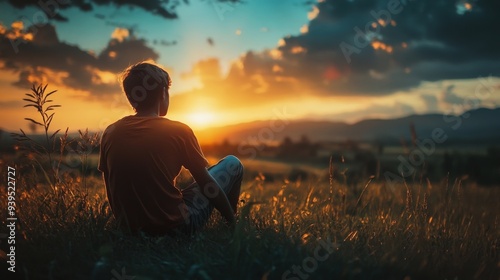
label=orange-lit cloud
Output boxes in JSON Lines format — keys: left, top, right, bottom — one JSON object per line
{"left": 11, "top": 21, "right": 24, "bottom": 30}
{"left": 0, "top": 23, "right": 7, "bottom": 35}
{"left": 88, "top": 66, "right": 118, "bottom": 85}
{"left": 290, "top": 46, "right": 306, "bottom": 54}
{"left": 0, "top": 24, "right": 158, "bottom": 98}
{"left": 111, "top": 28, "right": 129, "bottom": 42}
{"left": 2, "top": 21, "right": 34, "bottom": 42}
{"left": 300, "top": 24, "right": 309, "bottom": 34}
{"left": 308, "top": 6, "right": 319, "bottom": 20}
{"left": 371, "top": 41, "right": 393, "bottom": 53}
{"left": 16, "top": 66, "right": 70, "bottom": 87}
{"left": 272, "top": 65, "right": 283, "bottom": 73}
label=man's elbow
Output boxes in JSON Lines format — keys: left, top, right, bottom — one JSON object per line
{"left": 191, "top": 169, "right": 218, "bottom": 196}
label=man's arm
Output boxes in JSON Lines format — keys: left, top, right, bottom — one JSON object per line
{"left": 102, "top": 172, "right": 109, "bottom": 188}
{"left": 189, "top": 167, "right": 236, "bottom": 225}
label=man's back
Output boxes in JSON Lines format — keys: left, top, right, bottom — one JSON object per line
{"left": 99, "top": 61, "right": 241, "bottom": 235}
{"left": 99, "top": 116, "right": 208, "bottom": 234}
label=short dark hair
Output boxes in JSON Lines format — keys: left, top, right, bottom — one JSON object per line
{"left": 120, "top": 61, "right": 171, "bottom": 112}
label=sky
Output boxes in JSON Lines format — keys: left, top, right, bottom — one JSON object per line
{"left": 0, "top": 0, "right": 499, "bottom": 138}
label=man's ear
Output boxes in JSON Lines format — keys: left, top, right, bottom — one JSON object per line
{"left": 158, "top": 86, "right": 169, "bottom": 117}
{"left": 163, "top": 87, "right": 168, "bottom": 99}
{"left": 162, "top": 87, "right": 167, "bottom": 100}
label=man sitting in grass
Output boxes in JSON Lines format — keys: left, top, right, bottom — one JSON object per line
{"left": 98, "top": 61, "right": 243, "bottom": 235}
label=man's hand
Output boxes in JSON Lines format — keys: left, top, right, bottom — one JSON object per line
{"left": 189, "top": 167, "right": 236, "bottom": 225}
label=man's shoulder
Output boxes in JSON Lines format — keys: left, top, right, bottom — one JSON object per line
{"left": 161, "top": 119, "right": 199, "bottom": 140}
{"left": 102, "top": 116, "right": 194, "bottom": 137}
{"left": 102, "top": 116, "right": 129, "bottom": 134}
{"left": 162, "top": 119, "right": 193, "bottom": 132}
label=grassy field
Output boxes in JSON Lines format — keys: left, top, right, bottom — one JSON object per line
{"left": 0, "top": 161, "right": 498, "bottom": 280}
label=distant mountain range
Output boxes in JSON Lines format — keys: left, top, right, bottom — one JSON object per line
{"left": 1, "top": 108, "right": 499, "bottom": 151}
{"left": 196, "top": 107, "right": 500, "bottom": 145}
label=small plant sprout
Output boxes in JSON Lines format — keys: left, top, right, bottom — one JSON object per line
{"left": 11, "top": 84, "right": 62, "bottom": 187}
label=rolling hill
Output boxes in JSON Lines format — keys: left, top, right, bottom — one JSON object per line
{"left": 195, "top": 107, "right": 500, "bottom": 145}
{"left": 1, "top": 107, "right": 499, "bottom": 151}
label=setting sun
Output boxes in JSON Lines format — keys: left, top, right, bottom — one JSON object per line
{"left": 186, "top": 111, "right": 216, "bottom": 129}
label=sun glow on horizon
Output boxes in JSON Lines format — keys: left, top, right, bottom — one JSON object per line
{"left": 186, "top": 111, "right": 217, "bottom": 129}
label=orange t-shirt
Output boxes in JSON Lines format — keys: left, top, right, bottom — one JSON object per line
{"left": 98, "top": 116, "right": 208, "bottom": 234}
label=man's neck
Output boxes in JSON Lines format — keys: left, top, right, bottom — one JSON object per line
{"left": 135, "top": 111, "right": 159, "bottom": 117}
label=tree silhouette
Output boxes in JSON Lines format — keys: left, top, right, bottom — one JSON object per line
{"left": 7, "top": 0, "right": 242, "bottom": 21}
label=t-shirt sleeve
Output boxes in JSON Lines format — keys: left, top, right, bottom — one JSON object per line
{"left": 181, "top": 126, "right": 209, "bottom": 171}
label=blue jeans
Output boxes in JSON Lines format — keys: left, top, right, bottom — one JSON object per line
{"left": 179, "top": 155, "right": 243, "bottom": 234}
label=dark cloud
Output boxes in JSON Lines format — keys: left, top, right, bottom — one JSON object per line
{"left": 232, "top": 0, "right": 500, "bottom": 96}
{"left": 0, "top": 23, "right": 158, "bottom": 96}
{"left": 94, "top": 14, "right": 106, "bottom": 20}
{"left": 440, "top": 85, "right": 464, "bottom": 106}
{"left": 153, "top": 39, "right": 177, "bottom": 47}
{"left": 420, "top": 94, "right": 439, "bottom": 112}
{"left": 6, "top": 0, "right": 242, "bottom": 21}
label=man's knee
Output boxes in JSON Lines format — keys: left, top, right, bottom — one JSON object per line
{"left": 222, "top": 155, "right": 243, "bottom": 177}
{"left": 224, "top": 155, "right": 242, "bottom": 166}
